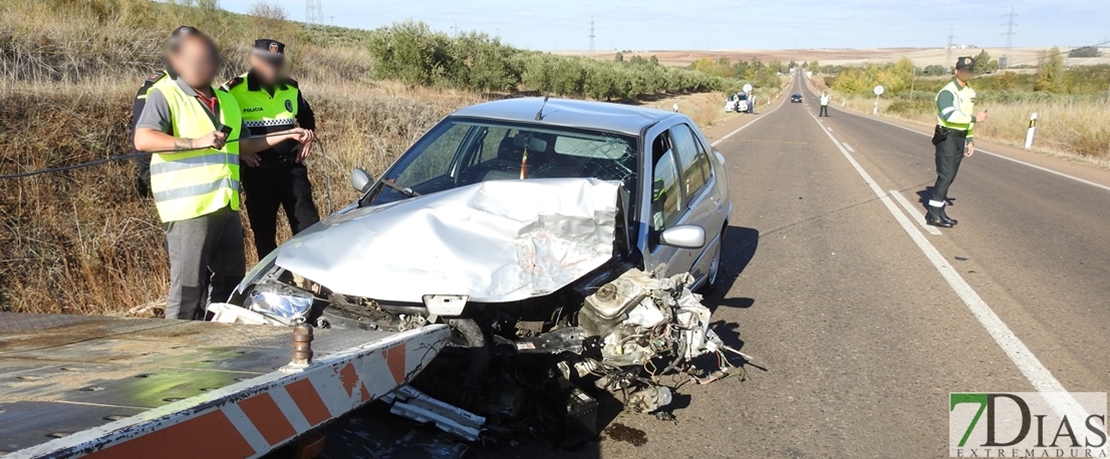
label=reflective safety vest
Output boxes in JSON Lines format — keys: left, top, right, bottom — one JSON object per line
{"left": 148, "top": 78, "right": 243, "bottom": 223}
{"left": 936, "top": 79, "right": 977, "bottom": 137}
{"left": 225, "top": 73, "right": 298, "bottom": 133}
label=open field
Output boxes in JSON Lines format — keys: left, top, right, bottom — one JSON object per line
{"left": 565, "top": 47, "right": 1110, "bottom": 68}
{"left": 806, "top": 75, "right": 1110, "bottom": 167}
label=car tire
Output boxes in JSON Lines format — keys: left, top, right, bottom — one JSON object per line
{"left": 697, "top": 227, "right": 724, "bottom": 294}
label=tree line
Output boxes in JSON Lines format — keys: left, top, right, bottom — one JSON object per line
{"left": 367, "top": 21, "right": 760, "bottom": 101}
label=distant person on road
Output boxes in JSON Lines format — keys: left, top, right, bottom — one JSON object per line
{"left": 819, "top": 92, "right": 830, "bottom": 117}
{"left": 224, "top": 39, "right": 320, "bottom": 260}
{"left": 130, "top": 25, "right": 198, "bottom": 197}
{"left": 133, "top": 32, "right": 309, "bottom": 320}
{"left": 926, "top": 56, "right": 988, "bottom": 229}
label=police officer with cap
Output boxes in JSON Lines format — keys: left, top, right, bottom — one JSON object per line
{"left": 927, "top": 56, "right": 988, "bottom": 228}
{"left": 224, "top": 39, "right": 319, "bottom": 259}
{"left": 131, "top": 25, "right": 199, "bottom": 196}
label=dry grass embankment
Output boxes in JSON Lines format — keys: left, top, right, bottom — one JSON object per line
{"left": 0, "top": 79, "right": 480, "bottom": 314}
{"left": 807, "top": 76, "right": 1110, "bottom": 168}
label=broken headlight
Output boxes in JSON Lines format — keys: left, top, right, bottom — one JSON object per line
{"left": 247, "top": 280, "right": 314, "bottom": 324}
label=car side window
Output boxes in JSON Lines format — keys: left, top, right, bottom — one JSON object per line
{"left": 670, "top": 124, "right": 711, "bottom": 201}
{"left": 650, "top": 132, "right": 682, "bottom": 233}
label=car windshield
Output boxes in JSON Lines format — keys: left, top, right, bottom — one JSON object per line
{"left": 363, "top": 118, "right": 640, "bottom": 207}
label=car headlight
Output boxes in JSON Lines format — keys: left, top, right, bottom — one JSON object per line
{"left": 248, "top": 280, "right": 314, "bottom": 324}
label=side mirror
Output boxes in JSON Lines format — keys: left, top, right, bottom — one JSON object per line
{"left": 659, "top": 225, "right": 706, "bottom": 249}
{"left": 350, "top": 168, "right": 373, "bottom": 193}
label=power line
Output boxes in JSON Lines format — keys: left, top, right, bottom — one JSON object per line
{"left": 305, "top": 0, "right": 324, "bottom": 34}
{"left": 1001, "top": 6, "right": 1018, "bottom": 68}
{"left": 0, "top": 132, "right": 299, "bottom": 180}
{"left": 1003, "top": 39, "right": 1110, "bottom": 68}
{"left": 946, "top": 29, "right": 955, "bottom": 68}
{"left": 589, "top": 16, "right": 596, "bottom": 57}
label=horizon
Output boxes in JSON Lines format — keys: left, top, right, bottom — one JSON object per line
{"left": 216, "top": 0, "right": 1110, "bottom": 51}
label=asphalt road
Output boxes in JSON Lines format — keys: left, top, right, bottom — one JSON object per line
{"left": 472, "top": 75, "right": 1110, "bottom": 458}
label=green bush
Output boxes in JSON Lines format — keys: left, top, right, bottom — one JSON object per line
{"left": 367, "top": 21, "right": 732, "bottom": 100}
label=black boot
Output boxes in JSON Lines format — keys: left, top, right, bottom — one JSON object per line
{"left": 939, "top": 206, "right": 958, "bottom": 226}
{"left": 926, "top": 206, "right": 953, "bottom": 228}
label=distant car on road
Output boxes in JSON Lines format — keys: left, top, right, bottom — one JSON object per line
{"left": 790, "top": 94, "right": 803, "bottom": 103}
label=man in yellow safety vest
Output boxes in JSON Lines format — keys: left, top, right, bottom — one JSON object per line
{"left": 133, "top": 32, "right": 309, "bottom": 320}
{"left": 926, "top": 56, "right": 988, "bottom": 228}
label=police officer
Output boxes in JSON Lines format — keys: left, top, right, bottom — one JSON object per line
{"left": 819, "top": 92, "right": 830, "bottom": 117}
{"left": 131, "top": 26, "right": 198, "bottom": 197}
{"left": 926, "top": 56, "right": 988, "bottom": 228}
{"left": 133, "top": 32, "right": 309, "bottom": 320}
{"left": 224, "top": 39, "right": 319, "bottom": 259}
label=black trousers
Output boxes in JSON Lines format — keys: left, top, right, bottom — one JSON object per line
{"left": 931, "top": 133, "right": 967, "bottom": 206}
{"left": 819, "top": 105, "right": 828, "bottom": 117}
{"left": 241, "top": 164, "right": 320, "bottom": 259}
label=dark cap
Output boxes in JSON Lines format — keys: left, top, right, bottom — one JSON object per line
{"left": 171, "top": 26, "right": 199, "bottom": 39}
{"left": 168, "top": 26, "right": 200, "bottom": 51}
{"left": 955, "top": 56, "right": 976, "bottom": 70}
{"left": 252, "top": 39, "right": 286, "bottom": 61}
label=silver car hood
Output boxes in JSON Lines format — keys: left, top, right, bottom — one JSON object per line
{"left": 274, "top": 178, "right": 620, "bottom": 304}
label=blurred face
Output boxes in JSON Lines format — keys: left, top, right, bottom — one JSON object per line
{"left": 956, "top": 68, "right": 974, "bottom": 82}
{"left": 249, "top": 53, "right": 284, "bottom": 85}
{"left": 171, "top": 35, "right": 219, "bottom": 88}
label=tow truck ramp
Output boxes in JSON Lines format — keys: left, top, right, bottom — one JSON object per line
{"left": 0, "top": 313, "right": 450, "bottom": 458}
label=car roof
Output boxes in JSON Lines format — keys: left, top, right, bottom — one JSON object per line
{"left": 450, "top": 97, "right": 679, "bottom": 136}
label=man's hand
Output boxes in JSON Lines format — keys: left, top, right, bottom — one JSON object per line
{"left": 965, "top": 143, "right": 975, "bottom": 157}
{"left": 240, "top": 151, "right": 261, "bottom": 167}
{"left": 297, "top": 130, "right": 316, "bottom": 162}
{"left": 196, "top": 130, "right": 228, "bottom": 150}
{"left": 975, "top": 110, "right": 988, "bottom": 123}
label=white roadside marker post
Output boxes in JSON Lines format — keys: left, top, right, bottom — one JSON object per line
{"left": 1024, "top": 112, "right": 1038, "bottom": 149}
{"left": 873, "top": 85, "right": 884, "bottom": 115}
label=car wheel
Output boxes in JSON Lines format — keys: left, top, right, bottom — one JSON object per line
{"left": 697, "top": 229, "right": 724, "bottom": 294}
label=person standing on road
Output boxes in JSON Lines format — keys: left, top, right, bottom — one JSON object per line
{"left": 819, "top": 92, "right": 830, "bottom": 117}
{"left": 926, "top": 56, "right": 988, "bottom": 228}
{"left": 224, "top": 39, "right": 319, "bottom": 259}
{"left": 130, "top": 25, "right": 197, "bottom": 197}
{"left": 133, "top": 32, "right": 309, "bottom": 320}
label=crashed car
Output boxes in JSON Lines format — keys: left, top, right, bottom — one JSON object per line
{"left": 223, "top": 97, "right": 738, "bottom": 439}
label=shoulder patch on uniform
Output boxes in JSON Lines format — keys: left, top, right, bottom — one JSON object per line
{"left": 145, "top": 69, "right": 167, "bottom": 83}
{"left": 224, "top": 76, "right": 246, "bottom": 90}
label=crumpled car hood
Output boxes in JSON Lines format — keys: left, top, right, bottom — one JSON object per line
{"left": 274, "top": 178, "right": 620, "bottom": 303}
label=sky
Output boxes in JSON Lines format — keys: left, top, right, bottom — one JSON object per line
{"left": 219, "top": 0, "right": 1110, "bottom": 51}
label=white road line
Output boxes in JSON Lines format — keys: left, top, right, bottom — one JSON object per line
{"left": 817, "top": 96, "right": 1110, "bottom": 193}
{"left": 843, "top": 143, "right": 855, "bottom": 153}
{"left": 711, "top": 92, "right": 789, "bottom": 147}
{"left": 804, "top": 109, "right": 1086, "bottom": 419}
{"left": 889, "top": 189, "right": 942, "bottom": 235}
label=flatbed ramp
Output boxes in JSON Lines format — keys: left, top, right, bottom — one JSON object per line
{"left": 0, "top": 313, "right": 450, "bottom": 458}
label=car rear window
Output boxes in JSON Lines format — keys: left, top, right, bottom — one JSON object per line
{"left": 553, "top": 136, "right": 631, "bottom": 160}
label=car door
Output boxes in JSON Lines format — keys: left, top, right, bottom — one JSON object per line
{"left": 668, "top": 123, "right": 724, "bottom": 281}
{"left": 641, "top": 123, "right": 714, "bottom": 278}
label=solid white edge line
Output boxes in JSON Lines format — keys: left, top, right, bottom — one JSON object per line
{"left": 803, "top": 108, "right": 1089, "bottom": 422}
{"left": 889, "top": 189, "right": 943, "bottom": 236}
{"left": 809, "top": 89, "right": 1110, "bottom": 194}
{"left": 711, "top": 78, "right": 792, "bottom": 147}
